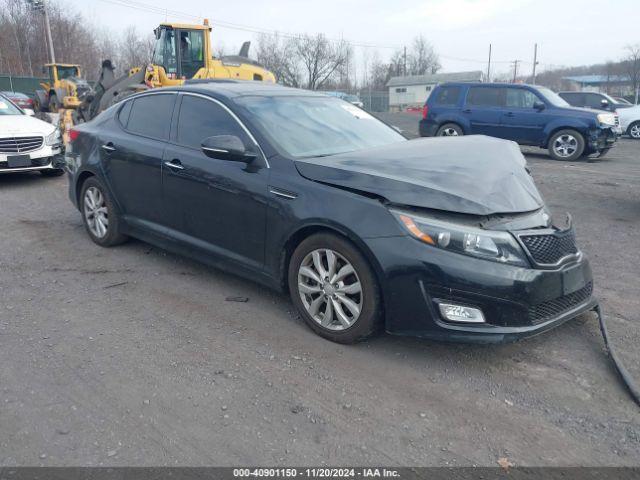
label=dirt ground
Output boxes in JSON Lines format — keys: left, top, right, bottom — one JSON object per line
{"left": 1, "top": 119, "right": 639, "bottom": 466}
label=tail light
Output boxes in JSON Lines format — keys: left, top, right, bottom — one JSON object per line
{"left": 422, "top": 105, "right": 429, "bottom": 119}
{"left": 68, "top": 128, "right": 80, "bottom": 142}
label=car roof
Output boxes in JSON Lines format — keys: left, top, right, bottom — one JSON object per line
{"left": 437, "top": 82, "right": 542, "bottom": 89}
{"left": 165, "top": 80, "right": 326, "bottom": 100}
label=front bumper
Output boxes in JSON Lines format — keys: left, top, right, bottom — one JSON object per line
{"left": 365, "top": 235, "right": 595, "bottom": 343}
{"left": 586, "top": 126, "right": 618, "bottom": 153}
{"left": 0, "top": 145, "right": 64, "bottom": 174}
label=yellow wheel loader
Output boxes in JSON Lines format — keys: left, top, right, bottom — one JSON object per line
{"left": 34, "top": 63, "right": 91, "bottom": 113}
{"left": 74, "top": 19, "right": 275, "bottom": 130}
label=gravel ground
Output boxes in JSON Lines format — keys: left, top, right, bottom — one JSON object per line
{"left": 1, "top": 118, "right": 639, "bottom": 467}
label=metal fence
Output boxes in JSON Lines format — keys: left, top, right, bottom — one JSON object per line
{"left": 359, "top": 90, "right": 389, "bottom": 112}
{"left": 0, "top": 75, "right": 48, "bottom": 96}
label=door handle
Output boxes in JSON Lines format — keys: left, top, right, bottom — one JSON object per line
{"left": 505, "top": 112, "right": 515, "bottom": 117}
{"left": 164, "top": 159, "right": 184, "bottom": 171}
{"left": 101, "top": 142, "right": 116, "bottom": 152}
{"left": 462, "top": 109, "right": 472, "bottom": 113}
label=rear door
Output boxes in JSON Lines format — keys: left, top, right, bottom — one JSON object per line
{"left": 463, "top": 86, "right": 505, "bottom": 137}
{"left": 161, "top": 93, "right": 268, "bottom": 269}
{"left": 500, "top": 87, "right": 549, "bottom": 144}
{"left": 100, "top": 92, "right": 176, "bottom": 227}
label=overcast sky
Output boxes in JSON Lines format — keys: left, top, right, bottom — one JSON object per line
{"left": 68, "top": 0, "right": 638, "bottom": 80}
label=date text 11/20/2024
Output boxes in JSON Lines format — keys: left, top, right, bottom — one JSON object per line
{"left": 232, "top": 468, "right": 400, "bottom": 478}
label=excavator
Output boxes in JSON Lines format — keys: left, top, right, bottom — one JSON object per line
{"left": 60, "top": 19, "right": 275, "bottom": 143}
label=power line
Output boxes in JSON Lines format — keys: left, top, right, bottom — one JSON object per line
{"left": 96, "top": 0, "right": 525, "bottom": 66}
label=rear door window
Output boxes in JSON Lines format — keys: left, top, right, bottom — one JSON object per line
{"left": 176, "top": 95, "right": 250, "bottom": 150}
{"left": 584, "top": 93, "right": 604, "bottom": 109}
{"left": 561, "top": 92, "right": 584, "bottom": 106}
{"left": 466, "top": 87, "right": 504, "bottom": 107}
{"left": 126, "top": 94, "right": 175, "bottom": 140}
{"left": 432, "top": 86, "right": 461, "bottom": 106}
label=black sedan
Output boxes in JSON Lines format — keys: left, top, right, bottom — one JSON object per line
{"left": 65, "top": 82, "right": 595, "bottom": 344}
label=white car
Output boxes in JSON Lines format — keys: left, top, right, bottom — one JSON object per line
{"left": 0, "top": 94, "right": 64, "bottom": 176}
{"left": 617, "top": 104, "right": 640, "bottom": 140}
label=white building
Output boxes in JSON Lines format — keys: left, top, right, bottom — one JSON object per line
{"left": 387, "top": 71, "right": 484, "bottom": 111}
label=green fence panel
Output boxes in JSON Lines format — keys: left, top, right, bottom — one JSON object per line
{"left": 0, "top": 75, "right": 48, "bottom": 96}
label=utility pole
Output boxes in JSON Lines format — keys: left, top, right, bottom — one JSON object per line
{"left": 512, "top": 60, "right": 520, "bottom": 83}
{"left": 531, "top": 43, "right": 539, "bottom": 84}
{"left": 28, "top": 0, "right": 55, "bottom": 63}
{"left": 403, "top": 46, "right": 407, "bottom": 76}
{"left": 486, "top": 44, "right": 492, "bottom": 82}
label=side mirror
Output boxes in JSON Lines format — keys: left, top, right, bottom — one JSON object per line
{"left": 533, "top": 101, "right": 546, "bottom": 111}
{"left": 601, "top": 99, "right": 609, "bottom": 107}
{"left": 201, "top": 135, "right": 256, "bottom": 162}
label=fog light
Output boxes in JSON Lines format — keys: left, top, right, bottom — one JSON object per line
{"left": 438, "top": 303, "right": 485, "bottom": 323}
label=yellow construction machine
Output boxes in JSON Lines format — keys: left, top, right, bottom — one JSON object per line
{"left": 74, "top": 19, "right": 275, "bottom": 132}
{"left": 34, "top": 63, "right": 92, "bottom": 112}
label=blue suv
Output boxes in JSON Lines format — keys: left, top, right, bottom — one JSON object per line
{"left": 419, "top": 83, "right": 619, "bottom": 161}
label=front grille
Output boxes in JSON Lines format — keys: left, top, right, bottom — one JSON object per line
{"left": 520, "top": 230, "right": 578, "bottom": 265}
{"left": 528, "top": 282, "right": 593, "bottom": 325}
{"left": 0, "top": 136, "right": 44, "bottom": 154}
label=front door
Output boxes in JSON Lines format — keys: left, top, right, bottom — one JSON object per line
{"left": 500, "top": 88, "right": 548, "bottom": 145}
{"left": 162, "top": 94, "right": 268, "bottom": 269}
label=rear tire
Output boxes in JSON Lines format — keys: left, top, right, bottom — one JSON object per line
{"left": 548, "top": 129, "right": 585, "bottom": 161}
{"left": 80, "top": 177, "right": 128, "bottom": 247}
{"left": 628, "top": 121, "right": 640, "bottom": 140}
{"left": 436, "top": 123, "right": 464, "bottom": 137}
{"left": 288, "top": 233, "right": 382, "bottom": 344}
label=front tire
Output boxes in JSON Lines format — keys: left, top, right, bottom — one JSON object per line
{"left": 548, "top": 129, "right": 585, "bottom": 161}
{"left": 628, "top": 121, "right": 640, "bottom": 140}
{"left": 288, "top": 233, "right": 382, "bottom": 344}
{"left": 80, "top": 177, "right": 128, "bottom": 247}
{"left": 436, "top": 123, "right": 464, "bottom": 137}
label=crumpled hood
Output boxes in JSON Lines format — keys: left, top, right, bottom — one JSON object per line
{"left": 295, "top": 136, "right": 544, "bottom": 216}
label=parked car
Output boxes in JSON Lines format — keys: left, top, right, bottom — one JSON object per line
{"left": 420, "top": 82, "right": 619, "bottom": 161}
{"left": 66, "top": 82, "right": 595, "bottom": 344}
{"left": 558, "top": 91, "right": 632, "bottom": 111}
{"left": 323, "top": 91, "right": 364, "bottom": 108}
{"left": 613, "top": 97, "right": 633, "bottom": 105}
{"left": 1, "top": 91, "right": 35, "bottom": 115}
{"left": 0, "top": 92, "right": 64, "bottom": 176}
{"left": 617, "top": 105, "right": 640, "bottom": 139}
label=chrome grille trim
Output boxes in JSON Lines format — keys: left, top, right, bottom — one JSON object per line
{"left": 0, "top": 136, "right": 44, "bottom": 154}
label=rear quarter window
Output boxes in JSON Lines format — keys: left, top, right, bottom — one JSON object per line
{"left": 431, "top": 86, "right": 461, "bottom": 106}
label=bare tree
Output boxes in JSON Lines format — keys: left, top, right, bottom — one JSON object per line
{"left": 623, "top": 44, "right": 640, "bottom": 104}
{"left": 255, "top": 33, "right": 301, "bottom": 87}
{"left": 408, "top": 35, "right": 441, "bottom": 76}
{"left": 294, "top": 33, "right": 350, "bottom": 90}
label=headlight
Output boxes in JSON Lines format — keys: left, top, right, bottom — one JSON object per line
{"left": 45, "top": 128, "right": 61, "bottom": 146}
{"left": 597, "top": 113, "right": 616, "bottom": 126}
{"left": 391, "top": 209, "right": 529, "bottom": 267}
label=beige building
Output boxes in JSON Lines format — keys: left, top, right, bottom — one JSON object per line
{"left": 387, "top": 71, "right": 484, "bottom": 112}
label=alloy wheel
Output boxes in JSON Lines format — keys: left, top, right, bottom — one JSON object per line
{"left": 630, "top": 124, "right": 640, "bottom": 139}
{"left": 297, "top": 249, "right": 363, "bottom": 331}
{"left": 83, "top": 186, "right": 109, "bottom": 238}
{"left": 553, "top": 134, "right": 578, "bottom": 158}
{"left": 439, "top": 127, "right": 459, "bottom": 136}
